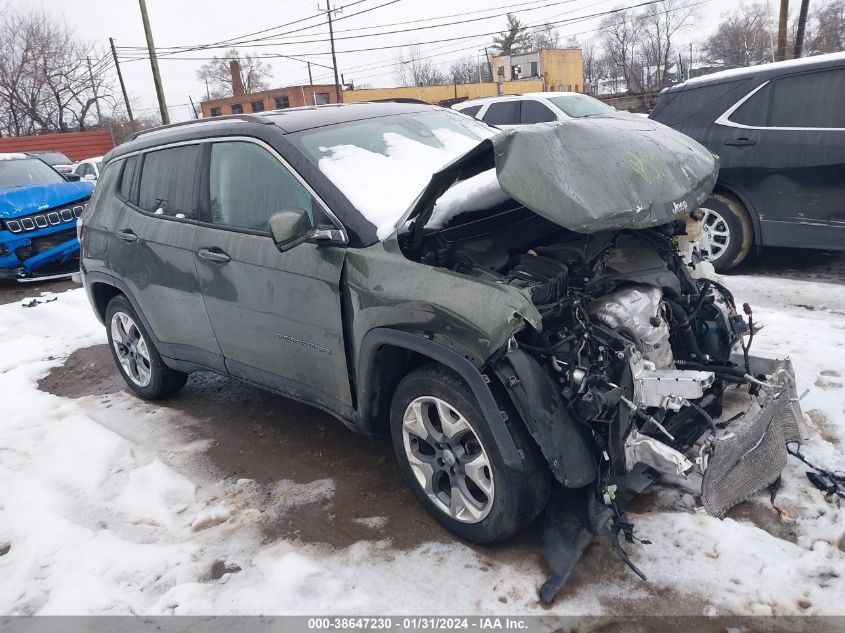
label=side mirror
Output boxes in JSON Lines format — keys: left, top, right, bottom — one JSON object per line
{"left": 65, "top": 173, "right": 82, "bottom": 182}
{"left": 269, "top": 209, "right": 346, "bottom": 253}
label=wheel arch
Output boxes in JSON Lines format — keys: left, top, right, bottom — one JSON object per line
{"left": 354, "top": 328, "right": 524, "bottom": 469}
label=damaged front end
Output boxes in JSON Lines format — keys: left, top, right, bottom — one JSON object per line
{"left": 398, "top": 115, "right": 807, "bottom": 602}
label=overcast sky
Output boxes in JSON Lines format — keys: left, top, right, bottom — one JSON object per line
{"left": 16, "top": 0, "right": 749, "bottom": 122}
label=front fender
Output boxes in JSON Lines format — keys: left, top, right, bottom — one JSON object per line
{"left": 492, "top": 349, "right": 597, "bottom": 487}
{"left": 354, "top": 327, "right": 523, "bottom": 469}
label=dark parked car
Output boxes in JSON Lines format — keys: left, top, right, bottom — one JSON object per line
{"left": 79, "top": 104, "right": 804, "bottom": 600}
{"left": 650, "top": 51, "right": 845, "bottom": 271}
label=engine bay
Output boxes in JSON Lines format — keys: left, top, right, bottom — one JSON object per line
{"left": 402, "top": 202, "right": 807, "bottom": 601}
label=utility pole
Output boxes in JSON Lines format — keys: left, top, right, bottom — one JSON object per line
{"left": 775, "top": 0, "right": 790, "bottom": 61}
{"left": 484, "top": 46, "right": 493, "bottom": 82}
{"left": 109, "top": 38, "right": 134, "bottom": 124}
{"left": 794, "top": 0, "right": 811, "bottom": 57}
{"left": 319, "top": 1, "right": 342, "bottom": 103}
{"left": 189, "top": 95, "right": 199, "bottom": 119}
{"left": 307, "top": 62, "right": 313, "bottom": 86}
{"left": 86, "top": 56, "right": 103, "bottom": 126}
{"left": 138, "top": 0, "right": 169, "bottom": 124}
{"left": 689, "top": 42, "right": 693, "bottom": 80}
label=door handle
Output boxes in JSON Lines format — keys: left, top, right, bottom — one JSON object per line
{"left": 115, "top": 229, "right": 138, "bottom": 243}
{"left": 197, "top": 247, "right": 231, "bottom": 263}
{"left": 724, "top": 137, "right": 756, "bottom": 146}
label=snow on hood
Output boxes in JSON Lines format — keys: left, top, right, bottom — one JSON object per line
{"left": 0, "top": 181, "right": 94, "bottom": 218}
{"left": 408, "top": 113, "right": 719, "bottom": 236}
{"left": 316, "top": 128, "right": 483, "bottom": 240}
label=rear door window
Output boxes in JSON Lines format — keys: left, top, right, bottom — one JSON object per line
{"left": 483, "top": 101, "right": 521, "bottom": 125}
{"left": 520, "top": 100, "right": 557, "bottom": 124}
{"left": 770, "top": 68, "right": 845, "bottom": 128}
{"left": 137, "top": 145, "right": 200, "bottom": 218}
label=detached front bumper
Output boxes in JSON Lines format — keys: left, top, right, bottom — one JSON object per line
{"left": 699, "top": 356, "right": 806, "bottom": 517}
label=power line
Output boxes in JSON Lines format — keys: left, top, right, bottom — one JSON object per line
{"left": 121, "top": 0, "right": 584, "bottom": 54}
{"left": 116, "top": 0, "right": 375, "bottom": 57}
{"left": 119, "top": 0, "right": 682, "bottom": 63}
{"left": 336, "top": 0, "right": 714, "bottom": 84}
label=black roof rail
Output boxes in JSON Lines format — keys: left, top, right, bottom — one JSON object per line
{"left": 124, "top": 113, "right": 275, "bottom": 143}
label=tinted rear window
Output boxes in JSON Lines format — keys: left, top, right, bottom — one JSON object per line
{"left": 729, "top": 83, "right": 771, "bottom": 126}
{"left": 651, "top": 79, "right": 751, "bottom": 126}
{"left": 118, "top": 155, "right": 139, "bottom": 201}
{"left": 483, "top": 101, "right": 520, "bottom": 125}
{"left": 520, "top": 101, "right": 557, "bottom": 123}
{"left": 137, "top": 145, "right": 200, "bottom": 218}
{"left": 770, "top": 68, "right": 845, "bottom": 128}
{"left": 459, "top": 105, "right": 482, "bottom": 118}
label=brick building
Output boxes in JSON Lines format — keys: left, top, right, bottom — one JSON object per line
{"left": 200, "top": 61, "right": 338, "bottom": 118}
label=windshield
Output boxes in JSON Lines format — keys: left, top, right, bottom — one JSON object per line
{"left": 548, "top": 94, "right": 615, "bottom": 118}
{"left": 0, "top": 158, "right": 65, "bottom": 188}
{"left": 30, "top": 151, "right": 73, "bottom": 165}
{"left": 294, "top": 110, "right": 496, "bottom": 239}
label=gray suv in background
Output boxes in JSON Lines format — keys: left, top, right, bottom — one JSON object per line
{"left": 650, "top": 51, "right": 845, "bottom": 271}
{"left": 79, "top": 103, "right": 804, "bottom": 601}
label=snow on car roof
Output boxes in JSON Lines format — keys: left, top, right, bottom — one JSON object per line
{"left": 677, "top": 50, "right": 845, "bottom": 87}
{"left": 0, "top": 153, "right": 29, "bottom": 161}
{"left": 456, "top": 92, "right": 583, "bottom": 107}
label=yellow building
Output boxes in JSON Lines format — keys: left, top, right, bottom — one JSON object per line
{"left": 343, "top": 80, "right": 545, "bottom": 105}
{"left": 491, "top": 48, "right": 584, "bottom": 92}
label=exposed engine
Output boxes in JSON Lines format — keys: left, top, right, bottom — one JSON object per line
{"left": 407, "top": 204, "right": 806, "bottom": 601}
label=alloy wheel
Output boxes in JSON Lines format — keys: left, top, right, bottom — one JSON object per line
{"left": 110, "top": 311, "right": 152, "bottom": 387}
{"left": 401, "top": 396, "right": 495, "bottom": 523}
{"left": 698, "top": 206, "right": 732, "bottom": 263}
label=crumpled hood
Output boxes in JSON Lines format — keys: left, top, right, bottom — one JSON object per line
{"left": 0, "top": 181, "right": 94, "bottom": 219}
{"left": 408, "top": 113, "right": 719, "bottom": 235}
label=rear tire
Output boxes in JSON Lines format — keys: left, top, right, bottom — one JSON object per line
{"left": 698, "top": 192, "right": 754, "bottom": 272}
{"left": 390, "top": 364, "right": 550, "bottom": 544}
{"left": 105, "top": 295, "right": 188, "bottom": 400}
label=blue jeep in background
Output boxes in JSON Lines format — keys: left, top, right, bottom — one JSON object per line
{"left": 0, "top": 153, "right": 94, "bottom": 281}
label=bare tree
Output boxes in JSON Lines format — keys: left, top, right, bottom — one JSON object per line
{"left": 492, "top": 14, "right": 533, "bottom": 55}
{"left": 703, "top": 3, "right": 774, "bottom": 67}
{"left": 600, "top": 7, "right": 645, "bottom": 93}
{"left": 529, "top": 23, "right": 561, "bottom": 50}
{"left": 806, "top": 0, "right": 845, "bottom": 54}
{"left": 449, "top": 56, "right": 489, "bottom": 84}
{"left": 394, "top": 45, "right": 448, "bottom": 86}
{"left": 0, "top": 8, "right": 115, "bottom": 136}
{"left": 196, "top": 48, "right": 272, "bottom": 99}
{"left": 639, "top": 0, "right": 697, "bottom": 88}
{"left": 579, "top": 38, "right": 607, "bottom": 93}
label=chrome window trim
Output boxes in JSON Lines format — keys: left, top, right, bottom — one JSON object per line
{"left": 716, "top": 79, "right": 845, "bottom": 131}
{"left": 115, "top": 136, "right": 348, "bottom": 242}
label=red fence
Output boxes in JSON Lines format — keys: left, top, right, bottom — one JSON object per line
{"left": 0, "top": 130, "right": 114, "bottom": 161}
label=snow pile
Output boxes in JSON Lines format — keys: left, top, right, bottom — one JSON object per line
{"left": 426, "top": 169, "right": 510, "bottom": 230}
{"left": 317, "top": 129, "right": 482, "bottom": 240}
{"left": 1, "top": 273, "right": 844, "bottom": 615}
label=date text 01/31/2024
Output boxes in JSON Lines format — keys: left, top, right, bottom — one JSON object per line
{"left": 307, "top": 618, "right": 529, "bottom": 630}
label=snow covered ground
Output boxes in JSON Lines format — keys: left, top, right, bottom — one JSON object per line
{"left": 0, "top": 271, "right": 843, "bottom": 616}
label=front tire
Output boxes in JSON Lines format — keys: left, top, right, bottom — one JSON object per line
{"left": 698, "top": 192, "right": 754, "bottom": 272}
{"left": 390, "top": 365, "right": 550, "bottom": 544}
{"left": 105, "top": 295, "right": 188, "bottom": 400}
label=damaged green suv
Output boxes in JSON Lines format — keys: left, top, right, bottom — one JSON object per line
{"left": 80, "top": 103, "right": 805, "bottom": 600}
